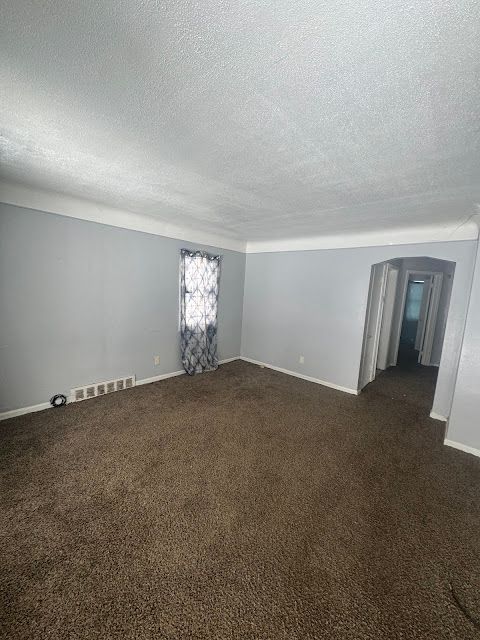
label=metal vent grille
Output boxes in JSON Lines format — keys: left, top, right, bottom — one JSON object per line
{"left": 71, "top": 375, "right": 136, "bottom": 403}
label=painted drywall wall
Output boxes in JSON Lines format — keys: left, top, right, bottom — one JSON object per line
{"left": 447, "top": 238, "right": 480, "bottom": 452}
{"left": 0, "top": 203, "right": 245, "bottom": 413}
{"left": 241, "top": 241, "right": 477, "bottom": 419}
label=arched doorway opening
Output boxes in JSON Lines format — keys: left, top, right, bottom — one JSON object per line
{"left": 359, "top": 256, "right": 455, "bottom": 415}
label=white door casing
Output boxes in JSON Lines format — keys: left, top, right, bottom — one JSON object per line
{"left": 359, "top": 263, "right": 392, "bottom": 390}
{"left": 377, "top": 264, "right": 400, "bottom": 370}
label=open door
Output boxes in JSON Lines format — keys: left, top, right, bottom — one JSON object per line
{"left": 391, "top": 269, "right": 446, "bottom": 368}
{"left": 359, "top": 264, "right": 386, "bottom": 390}
{"left": 377, "top": 264, "right": 399, "bottom": 370}
{"left": 415, "top": 275, "right": 431, "bottom": 351}
{"left": 418, "top": 273, "right": 443, "bottom": 365}
{"left": 359, "top": 262, "right": 399, "bottom": 390}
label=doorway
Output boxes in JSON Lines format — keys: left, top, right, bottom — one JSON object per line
{"left": 393, "top": 270, "right": 444, "bottom": 368}
{"left": 358, "top": 258, "right": 455, "bottom": 411}
{"left": 399, "top": 278, "right": 425, "bottom": 364}
{"left": 358, "top": 262, "right": 399, "bottom": 389}
{"left": 396, "top": 271, "right": 443, "bottom": 366}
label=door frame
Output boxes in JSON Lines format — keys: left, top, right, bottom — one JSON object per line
{"left": 359, "top": 263, "right": 390, "bottom": 390}
{"left": 377, "top": 264, "right": 400, "bottom": 370}
{"left": 418, "top": 273, "right": 443, "bottom": 365}
{"left": 391, "top": 270, "right": 443, "bottom": 366}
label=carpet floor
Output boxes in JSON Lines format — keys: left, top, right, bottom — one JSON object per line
{"left": 1, "top": 360, "right": 480, "bottom": 639}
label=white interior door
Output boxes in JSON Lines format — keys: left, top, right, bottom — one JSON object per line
{"left": 377, "top": 264, "right": 399, "bottom": 370}
{"left": 419, "top": 273, "right": 443, "bottom": 365}
{"left": 359, "top": 263, "right": 388, "bottom": 390}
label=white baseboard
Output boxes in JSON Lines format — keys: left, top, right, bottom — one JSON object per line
{"left": 0, "top": 357, "right": 241, "bottom": 421}
{"left": 218, "top": 356, "right": 241, "bottom": 364}
{"left": 240, "top": 357, "right": 359, "bottom": 395}
{"left": 134, "top": 357, "right": 240, "bottom": 387}
{"left": 0, "top": 401, "right": 52, "bottom": 421}
{"left": 430, "top": 411, "right": 448, "bottom": 422}
{"left": 444, "top": 439, "right": 480, "bottom": 458}
{"left": 136, "top": 369, "right": 185, "bottom": 386}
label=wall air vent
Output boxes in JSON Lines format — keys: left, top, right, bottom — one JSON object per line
{"left": 70, "top": 375, "right": 136, "bottom": 403}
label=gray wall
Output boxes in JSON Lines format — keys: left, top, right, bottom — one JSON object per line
{"left": 2, "top": 201, "right": 479, "bottom": 452}
{"left": 0, "top": 203, "right": 245, "bottom": 412}
{"left": 241, "top": 241, "right": 477, "bottom": 419}
{"left": 447, "top": 238, "right": 480, "bottom": 450}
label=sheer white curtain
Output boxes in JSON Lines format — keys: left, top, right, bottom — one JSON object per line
{"left": 180, "top": 249, "right": 221, "bottom": 375}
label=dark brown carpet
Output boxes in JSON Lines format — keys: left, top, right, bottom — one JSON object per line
{"left": 1, "top": 361, "right": 480, "bottom": 640}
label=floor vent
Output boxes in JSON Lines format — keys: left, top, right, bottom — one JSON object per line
{"left": 71, "top": 375, "right": 136, "bottom": 403}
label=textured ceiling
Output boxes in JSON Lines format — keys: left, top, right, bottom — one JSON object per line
{"left": 1, "top": 0, "right": 480, "bottom": 242}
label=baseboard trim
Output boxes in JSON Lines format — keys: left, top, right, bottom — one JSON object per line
{"left": 218, "top": 356, "right": 241, "bottom": 365}
{"left": 444, "top": 439, "right": 480, "bottom": 458}
{"left": 430, "top": 411, "right": 448, "bottom": 422}
{"left": 240, "top": 357, "right": 359, "bottom": 395}
{"left": 0, "top": 357, "right": 241, "bottom": 421}
{"left": 136, "top": 370, "right": 185, "bottom": 386}
{"left": 0, "top": 401, "right": 52, "bottom": 421}
{"left": 134, "top": 357, "right": 241, "bottom": 387}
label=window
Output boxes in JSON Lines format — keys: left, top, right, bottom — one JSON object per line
{"left": 179, "top": 249, "right": 221, "bottom": 375}
{"left": 405, "top": 281, "right": 424, "bottom": 321}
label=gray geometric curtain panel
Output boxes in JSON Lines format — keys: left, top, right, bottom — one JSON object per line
{"left": 180, "top": 249, "right": 221, "bottom": 376}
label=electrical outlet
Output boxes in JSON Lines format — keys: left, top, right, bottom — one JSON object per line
{"left": 299, "top": 355, "right": 305, "bottom": 364}
{"left": 154, "top": 355, "right": 160, "bottom": 366}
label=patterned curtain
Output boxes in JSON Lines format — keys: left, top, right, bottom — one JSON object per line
{"left": 180, "top": 249, "right": 221, "bottom": 375}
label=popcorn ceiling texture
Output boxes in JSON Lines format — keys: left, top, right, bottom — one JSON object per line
{"left": 1, "top": 0, "right": 480, "bottom": 241}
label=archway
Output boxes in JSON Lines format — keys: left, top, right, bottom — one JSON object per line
{"left": 359, "top": 256, "right": 456, "bottom": 417}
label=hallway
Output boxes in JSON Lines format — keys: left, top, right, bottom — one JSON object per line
{"left": 368, "top": 357, "right": 439, "bottom": 419}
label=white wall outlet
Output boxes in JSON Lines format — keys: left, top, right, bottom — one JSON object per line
{"left": 154, "top": 355, "right": 160, "bottom": 366}
{"left": 299, "top": 355, "right": 305, "bottom": 364}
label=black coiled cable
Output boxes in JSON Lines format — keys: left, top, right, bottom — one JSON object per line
{"left": 50, "top": 394, "right": 67, "bottom": 408}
